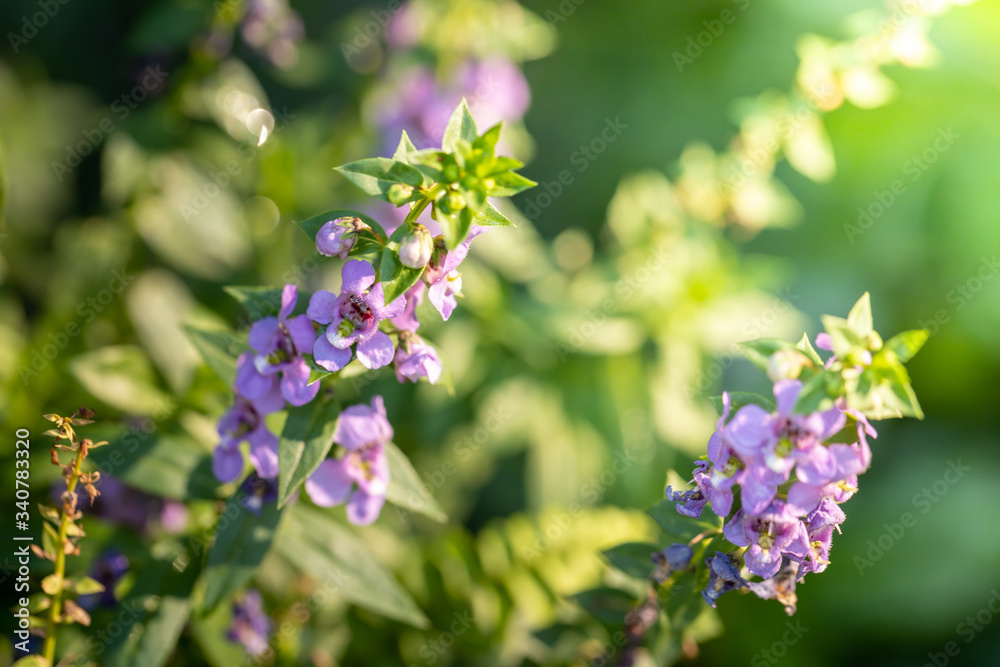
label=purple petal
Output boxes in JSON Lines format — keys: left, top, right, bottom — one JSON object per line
{"left": 213, "top": 445, "right": 244, "bottom": 483}
{"left": 786, "top": 482, "right": 824, "bottom": 516}
{"left": 235, "top": 353, "right": 278, "bottom": 400}
{"left": 280, "top": 357, "right": 319, "bottom": 406}
{"left": 740, "top": 467, "right": 779, "bottom": 515}
{"left": 341, "top": 259, "right": 376, "bottom": 295}
{"left": 356, "top": 331, "right": 396, "bottom": 370}
{"left": 815, "top": 333, "right": 832, "bottom": 350}
{"left": 251, "top": 383, "right": 286, "bottom": 415}
{"left": 745, "top": 547, "right": 781, "bottom": 579}
{"left": 796, "top": 445, "right": 838, "bottom": 486}
{"left": 723, "top": 510, "right": 750, "bottom": 546}
{"left": 369, "top": 282, "right": 407, "bottom": 320}
{"left": 307, "top": 290, "right": 339, "bottom": 325}
{"left": 313, "top": 335, "right": 352, "bottom": 372}
{"left": 285, "top": 315, "right": 316, "bottom": 354}
{"left": 392, "top": 283, "right": 425, "bottom": 332}
{"left": 279, "top": 284, "right": 298, "bottom": 321}
{"left": 773, "top": 379, "right": 802, "bottom": 416}
{"left": 304, "top": 459, "right": 353, "bottom": 507}
{"left": 345, "top": 491, "right": 386, "bottom": 526}
{"left": 248, "top": 431, "right": 280, "bottom": 479}
{"left": 333, "top": 397, "right": 393, "bottom": 450}
{"left": 247, "top": 317, "right": 279, "bottom": 353}
{"left": 428, "top": 278, "right": 457, "bottom": 321}
{"left": 727, "top": 405, "right": 772, "bottom": 457}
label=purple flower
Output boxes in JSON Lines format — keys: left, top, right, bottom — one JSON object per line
{"left": 236, "top": 284, "right": 319, "bottom": 407}
{"left": 308, "top": 260, "right": 406, "bottom": 371}
{"left": 304, "top": 396, "right": 392, "bottom": 526}
{"left": 702, "top": 551, "right": 747, "bottom": 607}
{"left": 665, "top": 460, "right": 711, "bottom": 518}
{"left": 394, "top": 332, "right": 442, "bottom": 384}
{"left": 723, "top": 502, "right": 811, "bottom": 579}
{"left": 424, "top": 227, "right": 486, "bottom": 321}
{"left": 227, "top": 589, "right": 272, "bottom": 657}
{"left": 78, "top": 549, "right": 129, "bottom": 610}
{"left": 316, "top": 216, "right": 365, "bottom": 259}
{"left": 214, "top": 391, "right": 283, "bottom": 483}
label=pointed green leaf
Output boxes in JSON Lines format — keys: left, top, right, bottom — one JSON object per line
{"left": 223, "top": 285, "right": 312, "bottom": 321}
{"left": 442, "top": 99, "right": 478, "bottom": 153}
{"left": 73, "top": 576, "right": 107, "bottom": 595}
{"left": 572, "top": 587, "right": 640, "bottom": 627}
{"left": 472, "top": 202, "right": 515, "bottom": 228}
{"left": 201, "top": 491, "right": 284, "bottom": 611}
{"left": 883, "top": 329, "right": 929, "bottom": 363}
{"left": 847, "top": 292, "right": 873, "bottom": 337}
{"left": 335, "top": 158, "right": 424, "bottom": 202}
{"left": 183, "top": 325, "right": 248, "bottom": 387}
{"left": 384, "top": 442, "right": 447, "bottom": 523}
{"left": 792, "top": 370, "right": 836, "bottom": 415}
{"left": 88, "top": 434, "right": 218, "bottom": 501}
{"left": 736, "top": 338, "right": 796, "bottom": 370}
{"left": 277, "top": 399, "right": 341, "bottom": 508}
{"left": 276, "top": 505, "right": 430, "bottom": 628}
{"left": 795, "top": 333, "right": 823, "bottom": 365}
{"left": 473, "top": 122, "right": 502, "bottom": 153}
{"left": 393, "top": 130, "right": 419, "bottom": 163}
{"left": 488, "top": 170, "right": 537, "bottom": 197}
{"left": 437, "top": 205, "right": 475, "bottom": 251}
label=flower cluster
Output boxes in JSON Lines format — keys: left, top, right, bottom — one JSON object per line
{"left": 210, "top": 101, "right": 532, "bottom": 528}
{"left": 658, "top": 294, "right": 926, "bottom": 614}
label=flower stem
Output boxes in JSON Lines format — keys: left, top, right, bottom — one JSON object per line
{"left": 42, "top": 435, "right": 85, "bottom": 664}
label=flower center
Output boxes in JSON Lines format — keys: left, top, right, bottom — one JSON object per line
{"left": 755, "top": 519, "right": 775, "bottom": 550}
{"left": 338, "top": 294, "right": 374, "bottom": 336}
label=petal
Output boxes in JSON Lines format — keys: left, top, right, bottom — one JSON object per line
{"left": 723, "top": 510, "right": 750, "bottom": 547}
{"left": 248, "top": 431, "right": 280, "bottom": 479}
{"left": 727, "top": 405, "right": 772, "bottom": 457}
{"left": 280, "top": 358, "right": 320, "bottom": 406}
{"left": 251, "top": 383, "right": 286, "bottom": 415}
{"left": 369, "top": 282, "right": 407, "bottom": 320}
{"left": 279, "top": 284, "right": 298, "bottom": 321}
{"left": 235, "top": 353, "right": 278, "bottom": 400}
{"left": 815, "top": 333, "right": 832, "bottom": 351}
{"left": 307, "top": 290, "right": 339, "bottom": 325}
{"left": 773, "top": 379, "right": 803, "bottom": 416}
{"left": 356, "top": 331, "right": 395, "bottom": 369}
{"left": 787, "top": 483, "right": 823, "bottom": 516}
{"left": 345, "top": 491, "right": 386, "bottom": 526}
{"left": 391, "top": 283, "right": 425, "bottom": 332}
{"left": 334, "top": 398, "right": 393, "bottom": 450}
{"left": 795, "top": 445, "right": 838, "bottom": 485}
{"left": 341, "top": 259, "right": 376, "bottom": 295}
{"left": 710, "top": 487, "right": 733, "bottom": 516}
{"left": 745, "top": 547, "right": 781, "bottom": 579}
{"left": 741, "top": 468, "right": 778, "bottom": 515}
{"left": 313, "top": 335, "right": 352, "bottom": 372}
{"left": 285, "top": 315, "right": 316, "bottom": 355}
{"left": 304, "top": 459, "right": 353, "bottom": 507}
{"left": 213, "top": 445, "right": 244, "bottom": 483}
{"left": 247, "top": 317, "right": 280, "bottom": 352}
{"left": 428, "top": 279, "right": 457, "bottom": 321}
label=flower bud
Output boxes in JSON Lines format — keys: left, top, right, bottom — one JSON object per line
{"left": 443, "top": 164, "right": 461, "bottom": 182}
{"left": 387, "top": 183, "right": 414, "bottom": 205}
{"left": 316, "top": 216, "right": 365, "bottom": 259}
{"left": 767, "top": 350, "right": 809, "bottom": 382}
{"left": 397, "top": 224, "right": 433, "bottom": 269}
{"left": 394, "top": 331, "right": 442, "bottom": 384}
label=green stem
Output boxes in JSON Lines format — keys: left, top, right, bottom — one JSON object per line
{"left": 403, "top": 185, "right": 442, "bottom": 227}
{"left": 42, "top": 435, "right": 85, "bottom": 664}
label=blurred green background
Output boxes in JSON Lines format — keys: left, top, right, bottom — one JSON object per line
{"left": 1, "top": 0, "right": 999, "bottom": 665}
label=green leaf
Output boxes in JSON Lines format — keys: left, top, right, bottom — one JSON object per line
{"left": 437, "top": 206, "right": 475, "bottom": 251}
{"left": 104, "top": 559, "right": 198, "bottom": 667}
{"left": 335, "top": 158, "right": 424, "bottom": 202}
{"left": 441, "top": 99, "right": 478, "bottom": 153}
{"left": 275, "top": 505, "right": 430, "bottom": 628}
{"left": 294, "top": 208, "right": 388, "bottom": 246}
{"left": 488, "top": 170, "right": 537, "bottom": 197}
{"left": 883, "top": 329, "right": 929, "bottom": 363}
{"left": 89, "top": 434, "right": 218, "bottom": 501}
{"left": 380, "top": 225, "right": 426, "bottom": 304}
{"left": 201, "top": 492, "right": 284, "bottom": 611}
{"left": 708, "top": 392, "right": 775, "bottom": 418}
{"left": 277, "top": 399, "right": 340, "bottom": 508}
{"left": 821, "top": 315, "right": 865, "bottom": 358}
{"left": 393, "top": 130, "right": 419, "bottom": 163}
{"left": 472, "top": 202, "right": 515, "bottom": 228}
{"left": 223, "top": 285, "right": 312, "bottom": 321}
{"left": 12, "top": 656, "right": 49, "bottom": 667}
{"left": 572, "top": 587, "right": 640, "bottom": 627}
{"left": 792, "top": 370, "right": 836, "bottom": 415}
{"left": 73, "top": 576, "right": 107, "bottom": 595}
{"left": 473, "top": 123, "right": 502, "bottom": 153}
{"left": 646, "top": 500, "right": 717, "bottom": 540}
{"left": 384, "top": 442, "right": 447, "bottom": 523}
{"left": 795, "top": 333, "right": 823, "bottom": 365}
{"left": 68, "top": 346, "right": 172, "bottom": 416}
{"left": 847, "top": 292, "right": 873, "bottom": 338}
{"left": 183, "top": 325, "right": 247, "bottom": 387}
{"left": 602, "top": 542, "right": 659, "bottom": 580}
